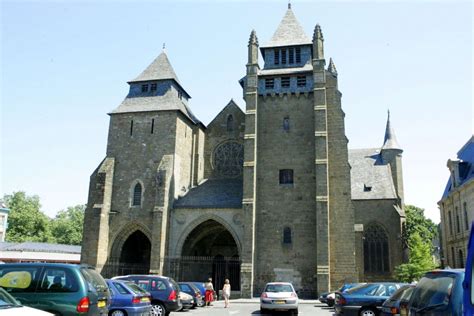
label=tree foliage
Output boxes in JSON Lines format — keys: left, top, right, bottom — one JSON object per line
{"left": 394, "top": 205, "right": 437, "bottom": 282}
{"left": 4, "top": 192, "right": 52, "bottom": 243}
{"left": 394, "top": 232, "right": 435, "bottom": 282}
{"left": 3, "top": 192, "right": 85, "bottom": 245}
{"left": 51, "top": 205, "right": 85, "bottom": 245}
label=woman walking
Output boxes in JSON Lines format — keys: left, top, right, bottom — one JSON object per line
{"left": 204, "top": 278, "right": 214, "bottom": 306}
{"left": 222, "top": 279, "right": 231, "bottom": 308}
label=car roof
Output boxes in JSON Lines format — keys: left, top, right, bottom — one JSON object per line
{"left": 265, "top": 282, "right": 294, "bottom": 285}
{"left": 114, "top": 274, "right": 169, "bottom": 279}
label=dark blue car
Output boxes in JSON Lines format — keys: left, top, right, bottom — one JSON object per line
{"left": 335, "top": 282, "right": 406, "bottom": 316}
{"left": 464, "top": 221, "right": 474, "bottom": 314}
{"left": 106, "top": 279, "right": 151, "bottom": 316}
{"left": 191, "top": 282, "right": 206, "bottom": 297}
{"left": 408, "top": 269, "right": 464, "bottom": 316}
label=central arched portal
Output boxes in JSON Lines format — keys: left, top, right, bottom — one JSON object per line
{"left": 118, "top": 230, "right": 151, "bottom": 275}
{"left": 175, "top": 220, "right": 241, "bottom": 291}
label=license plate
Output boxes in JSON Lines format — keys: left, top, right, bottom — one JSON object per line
{"left": 97, "top": 300, "right": 106, "bottom": 308}
{"left": 141, "top": 297, "right": 150, "bottom": 302}
{"left": 275, "top": 300, "right": 285, "bottom": 304}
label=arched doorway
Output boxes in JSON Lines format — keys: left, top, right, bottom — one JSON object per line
{"left": 118, "top": 230, "right": 151, "bottom": 275}
{"left": 175, "top": 220, "right": 241, "bottom": 291}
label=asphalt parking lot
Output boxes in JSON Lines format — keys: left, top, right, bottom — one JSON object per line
{"left": 171, "top": 299, "right": 334, "bottom": 315}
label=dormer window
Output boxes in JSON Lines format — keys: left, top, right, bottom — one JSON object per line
{"left": 274, "top": 50, "right": 280, "bottom": 65}
{"left": 150, "top": 83, "right": 157, "bottom": 91}
{"left": 295, "top": 47, "right": 301, "bottom": 63}
{"left": 289, "top": 48, "right": 294, "bottom": 64}
{"left": 281, "top": 49, "right": 287, "bottom": 65}
{"left": 265, "top": 78, "right": 274, "bottom": 89}
{"left": 141, "top": 84, "right": 149, "bottom": 92}
{"left": 297, "top": 76, "right": 306, "bottom": 87}
{"left": 281, "top": 77, "right": 290, "bottom": 88}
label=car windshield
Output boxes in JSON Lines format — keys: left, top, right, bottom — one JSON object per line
{"left": 390, "top": 285, "right": 411, "bottom": 300}
{"left": 265, "top": 284, "right": 293, "bottom": 293}
{"left": 410, "top": 274, "right": 455, "bottom": 309}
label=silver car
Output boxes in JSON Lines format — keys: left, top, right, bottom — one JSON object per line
{"left": 260, "top": 282, "right": 299, "bottom": 315}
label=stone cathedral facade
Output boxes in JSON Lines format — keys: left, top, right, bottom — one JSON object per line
{"left": 82, "top": 5, "right": 406, "bottom": 297}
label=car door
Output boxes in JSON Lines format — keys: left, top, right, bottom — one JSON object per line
{"left": 464, "top": 221, "right": 474, "bottom": 314}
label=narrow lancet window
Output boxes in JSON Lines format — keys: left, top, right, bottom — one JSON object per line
{"left": 227, "top": 115, "right": 234, "bottom": 132}
{"left": 283, "top": 227, "right": 292, "bottom": 244}
{"left": 132, "top": 183, "right": 142, "bottom": 206}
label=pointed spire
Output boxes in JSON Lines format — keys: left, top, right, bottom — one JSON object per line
{"left": 313, "top": 24, "right": 324, "bottom": 41}
{"left": 248, "top": 29, "right": 259, "bottom": 46}
{"left": 162, "top": 43, "right": 166, "bottom": 50}
{"left": 328, "top": 58, "right": 337, "bottom": 76}
{"left": 288, "top": 0, "right": 291, "bottom": 9}
{"left": 261, "top": 6, "right": 311, "bottom": 48}
{"left": 382, "top": 110, "right": 402, "bottom": 150}
{"left": 130, "top": 50, "right": 181, "bottom": 84}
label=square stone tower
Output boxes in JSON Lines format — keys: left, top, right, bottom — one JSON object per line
{"left": 240, "top": 5, "right": 357, "bottom": 296}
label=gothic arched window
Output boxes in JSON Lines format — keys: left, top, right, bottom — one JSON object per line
{"left": 283, "top": 117, "right": 290, "bottom": 132}
{"left": 283, "top": 227, "right": 292, "bottom": 244}
{"left": 132, "top": 182, "right": 142, "bottom": 206}
{"left": 363, "top": 223, "right": 389, "bottom": 273}
{"left": 227, "top": 115, "right": 234, "bottom": 132}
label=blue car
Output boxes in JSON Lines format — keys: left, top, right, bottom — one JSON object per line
{"left": 335, "top": 282, "right": 406, "bottom": 316}
{"left": 106, "top": 279, "right": 151, "bottom": 316}
{"left": 408, "top": 269, "right": 464, "bottom": 316}
{"left": 464, "top": 221, "right": 474, "bottom": 314}
{"left": 191, "top": 282, "right": 206, "bottom": 297}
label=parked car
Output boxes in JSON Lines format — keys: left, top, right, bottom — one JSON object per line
{"left": 381, "top": 284, "right": 415, "bottom": 316}
{"left": 463, "top": 221, "right": 474, "bottom": 314}
{"left": 321, "top": 283, "right": 365, "bottom": 307}
{"left": 113, "top": 275, "right": 182, "bottom": 316}
{"left": 260, "top": 282, "right": 299, "bottom": 315}
{"left": 191, "top": 282, "right": 206, "bottom": 297}
{"left": 178, "top": 282, "right": 204, "bottom": 307}
{"left": 106, "top": 279, "right": 151, "bottom": 316}
{"left": 407, "top": 269, "right": 464, "bottom": 316}
{"left": 178, "top": 291, "right": 194, "bottom": 310}
{"left": 0, "top": 263, "right": 110, "bottom": 316}
{"left": 335, "top": 282, "right": 406, "bottom": 316}
{"left": 0, "top": 287, "right": 54, "bottom": 315}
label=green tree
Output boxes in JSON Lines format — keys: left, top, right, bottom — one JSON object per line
{"left": 394, "top": 205, "right": 437, "bottom": 282}
{"left": 394, "top": 232, "right": 436, "bottom": 282}
{"left": 4, "top": 191, "right": 53, "bottom": 242}
{"left": 51, "top": 205, "right": 85, "bottom": 245}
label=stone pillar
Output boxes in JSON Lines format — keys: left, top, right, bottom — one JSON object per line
{"left": 149, "top": 155, "right": 174, "bottom": 274}
{"left": 81, "top": 157, "right": 115, "bottom": 273}
{"left": 240, "top": 30, "right": 259, "bottom": 298}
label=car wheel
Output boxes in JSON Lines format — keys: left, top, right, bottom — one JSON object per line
{"left": 292, "top": 308, "right": 299, "bottom": 315}
{"left": 260, "top": 307, "right": 269, "bottom": 314}
{"left": 327, "top": 301, "right": 334, "bottom": 307}
{"left": 359, "top": 307, "right": 377, "bottom": 316}
{"left": 150, "top": 304, "right": 166, "bottom": 316}
{"left": 110, "top": 310, "right": 126, "bottom": 316}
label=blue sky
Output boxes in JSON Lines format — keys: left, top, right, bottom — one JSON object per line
{"left": 1, "top": 0, "right": 472, "bottom": 222}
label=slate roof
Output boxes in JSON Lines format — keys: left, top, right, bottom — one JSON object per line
{"left": 349, "top": 148, "right": 398, "bottom": 200}
{"left": 130, "top": 51, "right": 181, "bottom": 84}
{"left": 259, "top": 63, "right": 313, "bottom": 76}
{"left": 261, "top": 7, "right": 312, "bottom": 48}
{"left": 110, "top": 93, "right": 201, "bottom": 124}
{"left": 441, "top": 135, "right": 474, "bottom": 199}
{"left": 382, "top": 111, "right": 402, "bottom": 151}
{"left": 129, "top": 50, "right": 190, "bottom": 98}
{"left": 0, "top": 242, "right": 81, "bottom": 254}
{"left": 173, "top": 179, "right": 243, "bottom": 209}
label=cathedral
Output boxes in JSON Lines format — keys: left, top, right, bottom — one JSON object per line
{"left": 81, "top": 5, "right": 406, "bottom": 298}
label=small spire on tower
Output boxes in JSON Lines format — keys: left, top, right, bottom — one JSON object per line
{"left": 328, "top": 58, "right": 338, "bottom": 76}
{"left": 288, "top": 0, "right": 291, "bottom": 9}
{"left": 313, "top": 24, "right": 324, "bottom": 41}
{"left": 382, "top": 109, "right": 402, "bottom": 150}
{"left": 249, "top": 29, "right": 259, "bottom": 45}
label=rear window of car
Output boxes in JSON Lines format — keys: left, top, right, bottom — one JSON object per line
{"left": 0, "top": 267, "right": 41, "bottom": 293}
{"left": 180, "top": 284, "right": 192, "bottom": 292}
{"left": 410, "top": 274, "right": 456, "bottom": 309}
{"left": 80, "top": 268, "right": 108, "bottom": 292}
{"left": 390, "top": 286, "right": 410, "bottom": 300}
{"left": 125, "top": 282, "right": 148, "bottom": 295}
{"left": 265, "top": 284, "right": 293, "bottom": 292}
{"left": 113, "top": 282, "right": 130, "bottom": 295}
